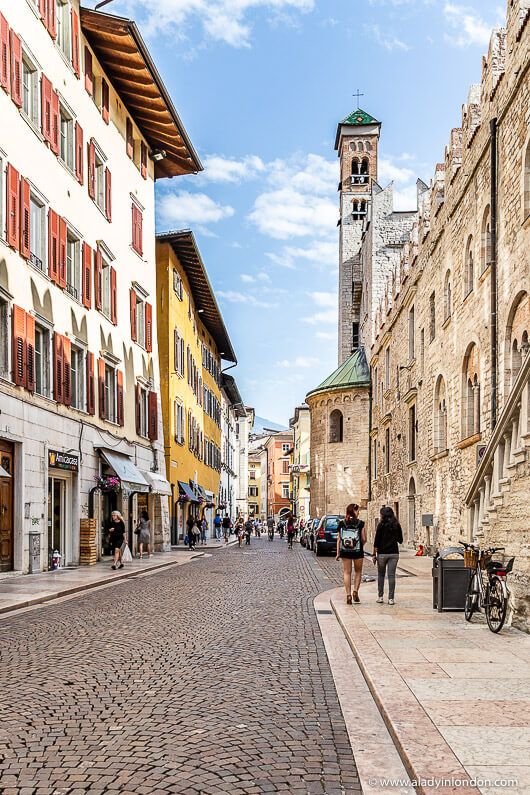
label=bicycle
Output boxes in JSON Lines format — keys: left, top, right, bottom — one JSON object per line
{"left": 459, "top": 540, "right": 515, "bottom": 633}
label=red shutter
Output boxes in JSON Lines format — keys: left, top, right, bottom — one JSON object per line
{"left": 137, "top": 208, "right": 143, "bottom": 256}
{"left": 51, "top": 90, "right": 59, "bottom": 155}
{"left": 39, "top": 0, "right": 46, "bottom": 20}
{"left": 0, "top": 13, "right": 10, "bottom": 94}
{"left": 135, "top": 383, "right": 141, "bottom": 435}
{"left": 110, "top": 266, "right": 117, "bottom": 325}
{"left": 48, "top": 209, "right": 59, "bottom": 283}
{"left": 12, "top": 305, "right": 26, "bottom": 387}
{"left": 116, "top": 370, "right": 124, "bottom": 426}
{"left": 88, "top": 140, "right": 95, "bottom": 200}
{"left": 86, "top": 352, "right": 95, "bottom": 415}
{"left": 46, "top": 0, "right": 57, "bottom": 39}
{"left": 105, "top": 168, "right": 111, "bottom": 221}
{"left": 41, "top": 75, "right": 52, "bottom": 143}
{"left": 82, "top": 242, "right": 92, "bottom": 308}
{"left": 101, "top": 78, "right": 109, "bottom": 124}
{"left": 26, "top": 313, "right": 35, "bottom": 392}
{"left": 145, "top": 302, "right": 152, "bottom": 352}
{"left": 94, "top": 247, "right": 102, "bottom": 311}
{"left": 75, "top": 122, "right": 83, "bottom": 184}
{"left": 53, "top": 332, "right": 64, "bottom": 403}
{"left": 126, "top": 118, "right": 133, "bottom": 159}
{"left": 19, "top": 178, "right": 31, "bottom": 260}
{"left": 63, "top": 336, "right": 71, "bottom": 406}
{"left": 140, "top": 142, "right": 147, "bottom": 179}
{"left": 130, "top": 289, "right": 137, "bottom": 342}
{"left": 98, "top": 358, "right": 106, "bottom": 419}
{"left": 58, "top": 217, "right": 67, "bottom": 288}
{"left": 71, "top": 8, "right": 80, "bottom": 77}
{"left": 148, "top": 391, "right": 158, "bottom": 441}
{"left": 84, "top": 47, "right": 93, "bottom": 96}
{"left": 9, "top": 31, "right": 21, "bottom": 107}
{"left": 6, "top": 164, "right": 20, "bottom": 250}
{"left": 131, "top": 204, "right": 137, "bottom": 251}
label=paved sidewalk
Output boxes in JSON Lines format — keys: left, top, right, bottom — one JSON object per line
{"left": 330, "top": 557, "right": 530, "bottom": 795}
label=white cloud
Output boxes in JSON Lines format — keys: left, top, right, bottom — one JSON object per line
{"left": 378, "top": 158, "right": 416, "bottom": 185}
{"left": 241, "top": 272, "right": 271, "bottom": 283}
{"left": 365, "top": 24, "right": 410, "bottom": 51}
{"left": 309, "top": 291, "right": 336, "bottom": 308}
{"left": 393, "top": 183, "right": 419, "bottom": 211}
{"left": 443, "top": 3, "right": 495, "bottom": 47}
{"left": 267, "top": 239, "right": 337, "bottom": 270}
{"left": 217, "top": 289, "right": 273, "bottom": 309}
{"left": 201, "top": 154, "right": 266, "bottom": 183}
{"left": 277, "top": 356, "right": 319, "bottom": 368}
{"left": 158, "top": 191, "right": 234, "bottom": 227}
{"left": 302, "top": 310, "right": 337, "bottom": 326}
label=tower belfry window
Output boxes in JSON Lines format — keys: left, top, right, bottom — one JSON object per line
{"left": 352, "top": 200, "right": 367, "bottom": 221}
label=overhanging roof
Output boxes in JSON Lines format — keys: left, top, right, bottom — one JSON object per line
{"left": 80, "top": 8, "right": 202, "bottom": 179}
{"left": 222, "top": 373, "right": 243, "bottom": 407}
{"left": 157, "top": 230, "right": 237, "bottom": 363}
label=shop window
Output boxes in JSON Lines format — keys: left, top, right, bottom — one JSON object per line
{"left": 70, "top": 345, "right": 85, "bottom": 410}
{"left": 56, "top": 0, "right": 71, "bottom": 60}
{"left": 0, "top": 295, "right": 10, "bottom": 380}
{"left": 66, "top": 231, "right": 81, "bottom": 300}
{"left": 35, "top": 323, "right": 51, "bottom": 397}
{"left": 329, "top": 409, "right": 343, "bottom": 443}
{"left": 30, "top": 193, "right": 46, "bottom": 272}
{"left": 21, "top": 51, "right": 39, "bottom": 127}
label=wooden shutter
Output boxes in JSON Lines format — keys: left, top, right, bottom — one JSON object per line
{"left": 9, "top": 31, "right": 21, "bottom": 107}
{"left": 58, "top": 217, "right": 67, "bottom": 288}
{"left": 41, "top": 75, "right": 52, "bottom": 143}
{"left": 74, "top": 122, "right": 83, "bottom": 184}
{"left": 38, "top": 0, "right": 46, "bottom": 20}
{"left": 94, "top": 247, "right": 102, "bottom": 311}
{"left": 26, "top": 313, "right": 35, "bottom": 392}
{"left": 101, "top": 78, "right": 109, "bottom": 123}
{"left": 71, "top": 8, "right": 80, "bottom": 77}
{"left": 137, "top": 208, "right": 143, "bottom": 255}
{"left": 135, "top": 384, "right": 141, "bottom": 435}
{"left": 126, "top": 118, "right": 133, "bottom": 159}
{"left": 140, "top": 141, "right": 147, "bottom": 179}
{"left": 145, "top": 302, "right": 152, "bottom": 352}
{"left": 148, "top": 391, "right": 158, "bottom": 441}
{"left": 97, "top": 357, "right": 106, "bottom": 419}
{"left": 48, "top": 209, "right": 59, "bottom": 283}
{"left": 86, "top": 352, "right": 95, "bottom": 415}
{"left": 0, "top": 13, "right": 9, "bottom": 94}
{"left": 82, "top": 242, "right": 92, "bottom": 308}
{"left": 131, "top": 204, "right": 137, "bottom": 251}
{"left": 46, "top": 0, "right": 57, "bottom": 39}
{"left": 6, "top": 164, "right": 20, "bottom": 250}
{"left": 87, "top": 140, "right": 95, "bottom": 199}
{"left": 116, "top": 370, "right": 124, "bottom": 426}
{"left": 105, "top": 168, "right": 111, "bottom": 221}
{"left": 63, "top": 336, "right": 71, "bottom": 406}
{"left": 53, "top": 332, "right": 64, "bottom": 403}
{"left": 51, "top": 90, "right": 59, "bottom": 155}
{"left": 19, "top": 177, "right": 31, "bottom": 260}
{"left": 84, "top": 47, "right": 93, "bottom": 96}
{"left": 110, "top": 266, "right": 117, "bottom": 325}
{"left": 130, "top": 289, "right": 137, "bottom": 342}
{"left": 12, "top": 305, "right": 26, "bottom": 387}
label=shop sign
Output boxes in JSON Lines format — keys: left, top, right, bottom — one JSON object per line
{"left": 48, "top": 449, "right": 79, "bottom": 472}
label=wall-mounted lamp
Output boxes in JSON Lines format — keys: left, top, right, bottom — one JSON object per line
{"left": 150, "top": 149, "right": 167, "bottom": 162}
{"left": 197, "top": 309, "right": 205, "bottom": 314}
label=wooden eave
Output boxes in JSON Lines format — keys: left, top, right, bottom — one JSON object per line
{"left": 80, "top": 8, "right": 202, "bottom": 179}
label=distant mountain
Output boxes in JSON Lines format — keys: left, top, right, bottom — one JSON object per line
{"left": 252, "top": 415, "right": 287, "bottom": 435}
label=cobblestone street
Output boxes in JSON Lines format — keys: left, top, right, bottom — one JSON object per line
{"left": 0, "top": 541, "right": 361, "bottom": 795}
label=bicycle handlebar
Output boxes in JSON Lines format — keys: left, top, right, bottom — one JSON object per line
{"left": 459, "top": 540, "right": 505, "bottom": 553}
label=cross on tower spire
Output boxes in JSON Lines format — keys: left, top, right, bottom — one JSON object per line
{"left": 353, "top": 89, "right": 364, "bottom": 107}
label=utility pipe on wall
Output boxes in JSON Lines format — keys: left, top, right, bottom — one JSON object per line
{"left": 490, "top": 118, "right": 498, "bottom": 430}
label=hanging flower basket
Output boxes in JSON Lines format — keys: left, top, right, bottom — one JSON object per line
{"left": 94, "top": 475, "right": 121, "bottom": 493}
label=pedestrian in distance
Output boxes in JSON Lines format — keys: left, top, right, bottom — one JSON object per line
{"left": 136, "top": 509, "right": 152, "bottom": 559}
{"left": 110, "top": 510, "right": 126, "bottom": 570}
{"left": 372, "top": 506, "right": 403, "bottom": 605}
{"left": 309, "top": 524, "right": 315, "bottom": 552}
{"left": 222, "top": 514, "right": 231, "bottom": 543}
{"left": 237, "top": 524, "right": 244, "bottom": 547}
{"left": 336, "top": 503, "right": 367, "bottom": 604}
{"left": 200, "top": 517, "right": 207, "bottom": 545}
{"left": 214, "top": 512, "right": 222, "bottom": 540}
{"left": 286, "top": 513, "right": 295, "bottom": 549}
{"left": 186, "top": 515, "right": 196, "bottom": 550}
{"left": 244, "top": 518, "right": 253, "bottom": 545}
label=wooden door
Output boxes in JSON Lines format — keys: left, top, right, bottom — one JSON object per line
{"left": 0, "top": 441, "right": 14, "bottom": 571}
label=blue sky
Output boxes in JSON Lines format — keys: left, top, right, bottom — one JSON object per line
{"left": 87, "top": 0, "right": 504, "bottom": 424}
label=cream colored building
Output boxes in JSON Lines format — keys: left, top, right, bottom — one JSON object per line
{"left": 289, "top": 405, "right": 311, "bottom": 521}
{"left": 247, "top": 453, "right": 261, "bottom": 518}
{"left": 0, "top": 2, "right": 200, "bottom": 572}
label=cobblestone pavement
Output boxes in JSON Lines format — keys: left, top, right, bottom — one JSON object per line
{"left": 0, "top": 539, "right": 363, "bottom": 795}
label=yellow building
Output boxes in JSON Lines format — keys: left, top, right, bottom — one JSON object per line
{"left": 156, "top": 231, "right": 236, "bottom": 542}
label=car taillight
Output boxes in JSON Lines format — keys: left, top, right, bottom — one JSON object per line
{"left": 317, "top": 528, "right": 325, "bottom": 539}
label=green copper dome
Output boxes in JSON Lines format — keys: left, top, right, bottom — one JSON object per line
{"left": 340, "top": 108, "right": 379, "bottom": 126}
{"left": 306, "top": 348, "right": 370, "bottom": 399}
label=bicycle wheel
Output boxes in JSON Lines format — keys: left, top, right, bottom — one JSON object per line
{"left": 486, "top": 576, "right": 508, "bottom": 633}
{"left": 464, "top": 573, "right": 479, "bottom": 622}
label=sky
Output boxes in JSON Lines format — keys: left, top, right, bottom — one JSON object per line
{"left": 87, "top": 0, "right": 505, "bottom": 425}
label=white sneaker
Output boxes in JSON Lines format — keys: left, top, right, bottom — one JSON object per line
{"left": 376, "top": 596, "right": 384, "bottom": 604}
{"left": 388, "top": 599, "right": 395, "bottom": 605}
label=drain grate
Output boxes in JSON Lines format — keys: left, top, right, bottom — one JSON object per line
{"left": 316, "top": 609, "right": 333, "bottom": 615}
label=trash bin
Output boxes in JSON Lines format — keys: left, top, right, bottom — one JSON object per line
{"left": 28, "top": 532, "right": 41, "bottom": 574}
{"left": 432, "top": 546, "right": 471, "bottom": 612}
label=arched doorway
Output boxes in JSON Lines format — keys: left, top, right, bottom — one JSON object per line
{"left": 407, "top": 477, "right": 416, "bottom": 545}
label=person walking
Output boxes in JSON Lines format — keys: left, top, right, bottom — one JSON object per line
{"left": 186, "top": 515, "right": 196, "bottom": 550}
{"left": 237, "top": 523, "right": 244, "bottom": 547}
{"left": 336, "top": 503, "right": 366, "bottom": 604}
{"left": 244, "top": 518, "right": 253, "bottom": 545}
{"left": 222, "top": 514, "right": 231, "bottom": 543}
{"left": 286, "top": 513, "right": 295, "bottom": 549}
{"left": 110, "top": 510, "right": 126, "bottom": 570}
{"left": 200, "top": 517, "right": 207, "bottom": 545}
{"left": 372, "top": 506, "right": 403, "bottom": 605}
{"left": 136, "top": 510, "right": 152, "bottom": 559}
{"left": 214, "top": 512, "right": 222, "bottom": 540}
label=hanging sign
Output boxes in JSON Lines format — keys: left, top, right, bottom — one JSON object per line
{"left": 48, "top": 450, "right": 79, "bottom": 472}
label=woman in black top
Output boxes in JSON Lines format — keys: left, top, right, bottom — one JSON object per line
{"left": 336, "top": 503, "right": 366, "bottom": 604}
{"left": 372, "top": 506, "right": 403, "bottom": 605}
{"left": 109, "top": 511, "right": 126, "bottom": 570}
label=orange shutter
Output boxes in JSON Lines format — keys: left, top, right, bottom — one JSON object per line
{"left": 12, "top": 305, "right": 26, "bottom": 387}
{"left": 6, "top": 164, "right": 20, "bottom": 250}
{"left": 116, "top": 370, "right": 124, "bottom": 426}
{"left": 75, "top": 122, "right": 83, "bottom": 184}
{"left": 98, "top": 358, "right": 106, "bottom": 419}
{"left": 130, "top": 289, "right": 137, "bottom": 342}
{"left": 140, "top": 142, "right": 147, "bottom": 179}
{"left": 105, "top": 168, "right": 111, "bottom": 221}
{"left": 46, "top": 0, "right": 57, "bottom": 39}
{"left": 110, "top": 266, "right": 117, "bottom": 325}
{"left": 51, "top": 90, "right": 59, "bottom": 155}
{"left": 41, "top": 75, "right": 52, "bottom": 143}
{"left": 19, "top": 177, "right": 30, "bottom": 259}
{"left": 9, "top": 31, "right": 21, "bottom": 107}
{"left": 38, "top": 0, "right": 46, "bottom": 20}
{"left": 84, "top": 47, "right": 93, "bottom": 96}
{"left": 71, "top": 8, "right": 80, "bottom": 77}
{"left": 131, "top": 204, "right": 137, "bottom": 251}
{"left": 53, "top": 332, "right": 64, "bottom": 403}
{"left": 145, "top": 302, "right": 152, "bottom": 352}
{"left": 94, "top": 247, "right": 102, "bottom": 311}
{"left": 63, "top": 336, "right": 71, "bottom": 406}
{"left": 126, "top": 118, "right": 133, "bottom": 159}
{"left": 26, "top": 313, "right": 35, "bottom": 392}
{"left": 58, "top": 217, "right": 67, "bottom": 288}
{"left": 86, "top": 352, "right": 95, "bottom": 415}
{"left": 82, "top": 242, "right": 92, "bottom": 308}
{"left": 101, "top": 78, "right": 109, "bottom": 123}
{"left": 137, "top": 208, "right": 143, "bottom": 255}
{"left": 88, "top": 140, "right": 95, "bottom": 199}
{"left": 48, "top": 209, "right": 59, "bottom": 283}
{"left": 148, "top": 391, "right": 158, "bottom": 441}
{"left": 0, "top": 13, "right": 9, "bottom": 94}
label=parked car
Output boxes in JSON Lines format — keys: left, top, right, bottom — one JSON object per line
{"left": 314, "top": 515, "right": 344, "bottom": 556}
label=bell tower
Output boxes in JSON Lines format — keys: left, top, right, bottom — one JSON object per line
{"left": 335, "top": 108, "right": 381, "bottom": 364}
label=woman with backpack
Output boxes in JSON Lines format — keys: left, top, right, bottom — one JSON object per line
{"left": 372, "top": 506, "right": 403, "bottom": 605}
{"left": 336, "top": 503, "right": 366, "bottom": 604}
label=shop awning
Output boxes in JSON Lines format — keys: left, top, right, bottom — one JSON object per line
{"left": 0, "top": 464, "right": 10, "bottom": 478}
{"left": 141, "top": 471, "right": 172, "bottom": 496}
{"left": 178, "top": 481, "right": 198, "bottom": 503}
{"left": 98, "top": 448, "right": 149, "bottom": 493}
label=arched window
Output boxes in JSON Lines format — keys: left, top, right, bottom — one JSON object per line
{"left": 434, "top": 376, "right": 448, "bottom": 452}
{"left": 504, "top": 291, "right": 529, "bottom": 395}
{"left": 360, "top": 157, "right": 369, "bottom": 184}
{"left": 329, "top": 409, "right": 343, "bottom": 443}
{"left": 523, "top": 139, "right": 530, "bottom": 221}
{"left": 462, "top": 343, "right": 480, "bottom": 438}
{"left": 465, "top": 236, "right": 474, "bottom": 296}
{"left": 358, "top": 141, "right": 365, "bottom": 152}
{"left": 444, "top": 270, "right": 452, "bottom": 321}
{"left": 351, "top": 158, "right": 360, "bottom": 176}
{"left": 352, "top": 200, "right": 367, "bottom": 221}
{"left": 512, "top": 338, "right": 522, "bottom": 385}
{"left": 481, "top": 205, "right": 492, "bottom": 273}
